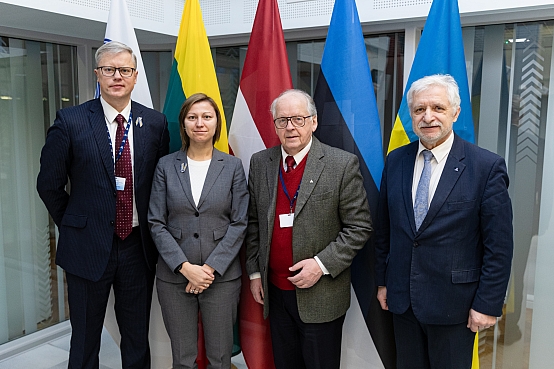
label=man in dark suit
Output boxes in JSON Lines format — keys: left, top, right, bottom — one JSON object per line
{"left": 375, "top": 74, "right": 513, "bottom": 369}
{"left": 37, "top": 41, "right": 169, "bottom": 369}
{"left": 245, "top": 89, "right": 372, "bottom": 369}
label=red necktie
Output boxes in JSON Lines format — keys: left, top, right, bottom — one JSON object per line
{"left": 115, "top": 114, "right": 133, "bottom": 239}
{"left": 285, "top": 155, "right": 296, "bottom": 173}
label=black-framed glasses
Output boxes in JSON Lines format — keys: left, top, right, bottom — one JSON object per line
{"left": 274, "top": 115, "right": 313, "bottom": 129}
{"left": 97, "top": 66, "right": 136, "bottom": 78}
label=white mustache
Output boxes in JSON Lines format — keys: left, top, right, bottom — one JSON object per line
{"left": 418, "top": 122, "right": 442, "bottom": 128}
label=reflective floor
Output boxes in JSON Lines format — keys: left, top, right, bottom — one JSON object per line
{"left": 0, "top": 328, "right": 248, "bottom": 369}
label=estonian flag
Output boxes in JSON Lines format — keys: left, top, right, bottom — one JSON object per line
{"left": 313, "top": 0, "right": 395, "bottom": 368}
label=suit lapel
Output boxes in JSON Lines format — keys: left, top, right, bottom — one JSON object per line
{"left": 418, "top": 135, "right": 466, "bottom": 234}
{"left": 90, "top": 99, "right": 116, "bottom": 190}
{"left": 197, "top": 149, "right": 225, "bottom": 209}
{"left": 174, "top": 150, "right": 196, "bottom": 209}
{"left": 265, "top": 147, "right": 280, "bottom": 243}
{"left": 295, "top": 138, "right": 324, "bottom": 217}
{"left": 131, "top": 101, "right": 145, "bottom": 187}
{"left": 402, "top": 142, "right": 418, "bottom": 234}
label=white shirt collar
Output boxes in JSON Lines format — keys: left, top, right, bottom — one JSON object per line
{"left": 100, "top": 96, "right": 132, "bottom": 124}
{"left": 281, "top": 137, "right": 313, "bottom": 170}
{"left": 417, "top": 131, "right": 454, "bottom": 164}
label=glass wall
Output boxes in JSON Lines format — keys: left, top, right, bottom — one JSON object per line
{"left": 464, "top": 20, "right": 554, "bottom": 369}
{"left": 0, "top": 36, "right": 77, "bottom": 344}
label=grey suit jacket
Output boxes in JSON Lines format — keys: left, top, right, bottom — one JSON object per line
{"left": 148, "top": 148, "right": 249, "bottom": 284}
{"left": 245, "top": 137, "right": 373, "bottom": 323}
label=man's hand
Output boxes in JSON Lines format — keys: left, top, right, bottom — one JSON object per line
{"left": 377, "top": 286, "right": 388, "bottom": 310}
{"left": 250, "top": 278, "right": 264, "bottom": 305}
{"left": 288, "top": 258, "right": 323, "bottom": 288}
{"left": 467, "top": 308, "right": 497, "bottom": 332}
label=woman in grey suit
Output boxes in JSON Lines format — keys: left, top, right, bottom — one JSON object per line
{"left": 148, "top": 93, "right": 248, "bottom": 369}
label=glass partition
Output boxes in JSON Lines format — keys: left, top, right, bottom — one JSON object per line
{"left": 0, "top": 36, "right": 77, "bottom": 343}
{"left": 465, "top": 20, "right": 554, "bottom": 369}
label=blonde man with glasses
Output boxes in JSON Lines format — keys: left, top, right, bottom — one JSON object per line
{"left": 37, "top": 41, "right": 169, "bottom": 369}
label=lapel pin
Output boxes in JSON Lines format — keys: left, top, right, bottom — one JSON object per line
{"left": 136, "top": 116, "right": 143, "bottom": 127}
{"left": 454, "top": 167, "right": 459, "bottom": 172}
{"left": 310, "top": 179, "right": 313, "bottom": 183}
{"left": 180, "top": 162, "right": 187, "bottom": 173}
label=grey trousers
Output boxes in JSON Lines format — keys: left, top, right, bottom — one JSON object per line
{"left": 156, "top": 277, "right": 241, "bottom": 369}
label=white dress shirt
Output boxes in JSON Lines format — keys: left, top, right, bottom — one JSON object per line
{"left": 412, "top": 132, "right": 455, "bottom": 207}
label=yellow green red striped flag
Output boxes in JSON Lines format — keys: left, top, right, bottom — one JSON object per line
{"left": 163, "top": 0, "right": 228, "bottom": 153}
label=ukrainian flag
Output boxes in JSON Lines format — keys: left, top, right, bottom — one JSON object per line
{"left": 388, "top": 1, "right": 479, "bottom": 367}
{"left": 388, "top": 0, "right": 475, "bottom": 153}
{"left": 163, "top": 0, "right": 228, "bottom": 153}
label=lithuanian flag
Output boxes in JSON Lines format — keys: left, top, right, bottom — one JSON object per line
{"left": 163, "top": 0, "right": 228, "bottom": 153}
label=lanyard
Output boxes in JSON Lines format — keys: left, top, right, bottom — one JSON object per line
{"left": 279, "top": 167, "right": 301, "bottom": 214}
{"left": 107, "top": 111, "right": 133, "bottom": 164}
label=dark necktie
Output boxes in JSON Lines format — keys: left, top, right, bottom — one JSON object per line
{"left": 115, "top": 114, "right": 133, "bottom": 239}
{"left": 285, "top": 155, "right": 296, "bottom": 173}
{"left": 414, "top": 150, "right": 433, "bottom": 231}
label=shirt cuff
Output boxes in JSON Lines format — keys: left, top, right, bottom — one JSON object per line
{"left": 249, "top": 272, "right": 261, "bottom": 280}
{"left": 314, "top": 256, "right": 329, "bottom": 275}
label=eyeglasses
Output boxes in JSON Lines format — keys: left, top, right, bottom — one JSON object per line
{"left": 97, "top": 66, "right": 136, "bottom": 78}
{"left": 273, "top": 115, "right": 313, "bottom": 129}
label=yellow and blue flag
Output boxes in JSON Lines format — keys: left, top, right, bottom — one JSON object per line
{"left": 387, "top": 1, "right": 480, "bottom": 367}
{"left": 163, "top": 0, "right": 228, "bottom": 153}
{"left": 313, "top": 0, "right": 395, "bottom": 367}
{"left": 388, "top": 0, "right": 475, "bottom": 153}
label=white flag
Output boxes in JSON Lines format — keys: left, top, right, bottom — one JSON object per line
{"left": 95, "top": 0, "right": 153, "bottom": 108}
{"left": 100, "top": 1, "right": 171, "bottom": 368}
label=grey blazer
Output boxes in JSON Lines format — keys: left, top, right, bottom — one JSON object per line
{"left": 245, "top": 137, "right": 373, "bottom": 323}
{"left": 148, "top": 148, "right": 249, "bottom": 284}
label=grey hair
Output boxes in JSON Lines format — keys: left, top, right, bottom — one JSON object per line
{"left": 95, "top": 41, "right": 137, "bottom": 68}
{"left": 270, "top": 89, "right": 318, "bottom": 118}
{"left": 407, "top": 74, "right": 461, "bottom": 112}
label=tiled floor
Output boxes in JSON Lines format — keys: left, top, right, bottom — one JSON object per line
{"left": 0, "top": 328, "right": 247, "bottom": 369}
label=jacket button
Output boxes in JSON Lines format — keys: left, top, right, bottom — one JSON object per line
{"left": 194, "top": 233, "right": 199, "bottom": 238}
{"left": 110, "top": 220, "right": 114, "bottom": 226}
{"left": 195, "top": 211, "right": 199, "bottom": 217}
{"left": 413, "top": 242, "right": 419, "bottom": 247}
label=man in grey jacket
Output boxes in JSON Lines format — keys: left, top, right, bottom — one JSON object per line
{"left": 245, "top": 89, "right": 373, "bottom": 369}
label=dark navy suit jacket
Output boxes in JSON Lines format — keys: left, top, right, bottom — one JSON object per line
{"left": 37, "top": 98, "right": 169, "bottom": 282}
{"left": 375, "top": 134, "right": 513, "bottom": 325}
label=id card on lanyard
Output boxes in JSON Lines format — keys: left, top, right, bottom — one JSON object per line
{"left": 278, "top": 167, "right": 301, "bottom": 228}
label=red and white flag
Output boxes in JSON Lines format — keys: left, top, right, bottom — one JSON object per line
{"left": 228, "top": 0, "right": 291, "bottom": 175}
{"left": 228, "top": 0, "right": 292, "bottom": 367}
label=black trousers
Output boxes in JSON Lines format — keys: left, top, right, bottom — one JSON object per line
{"left": 393, "top": 306, "right": 475, "bottom": 369}
{"left": 268, "top": 283, "right": 345, "bottom": 369}
{"left": 65, "top": 228, "right": 154, "bottom": 369}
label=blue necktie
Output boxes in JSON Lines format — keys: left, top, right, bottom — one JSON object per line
{"left": 414, "top": 150, "right": 433, "bottom": 231}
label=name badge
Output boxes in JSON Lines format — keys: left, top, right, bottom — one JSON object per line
{"left": 279, "top": 213, "right": 294, "bottom": 228}
{"left": 115, "top": 176, "right": 126, "bottom": 191}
